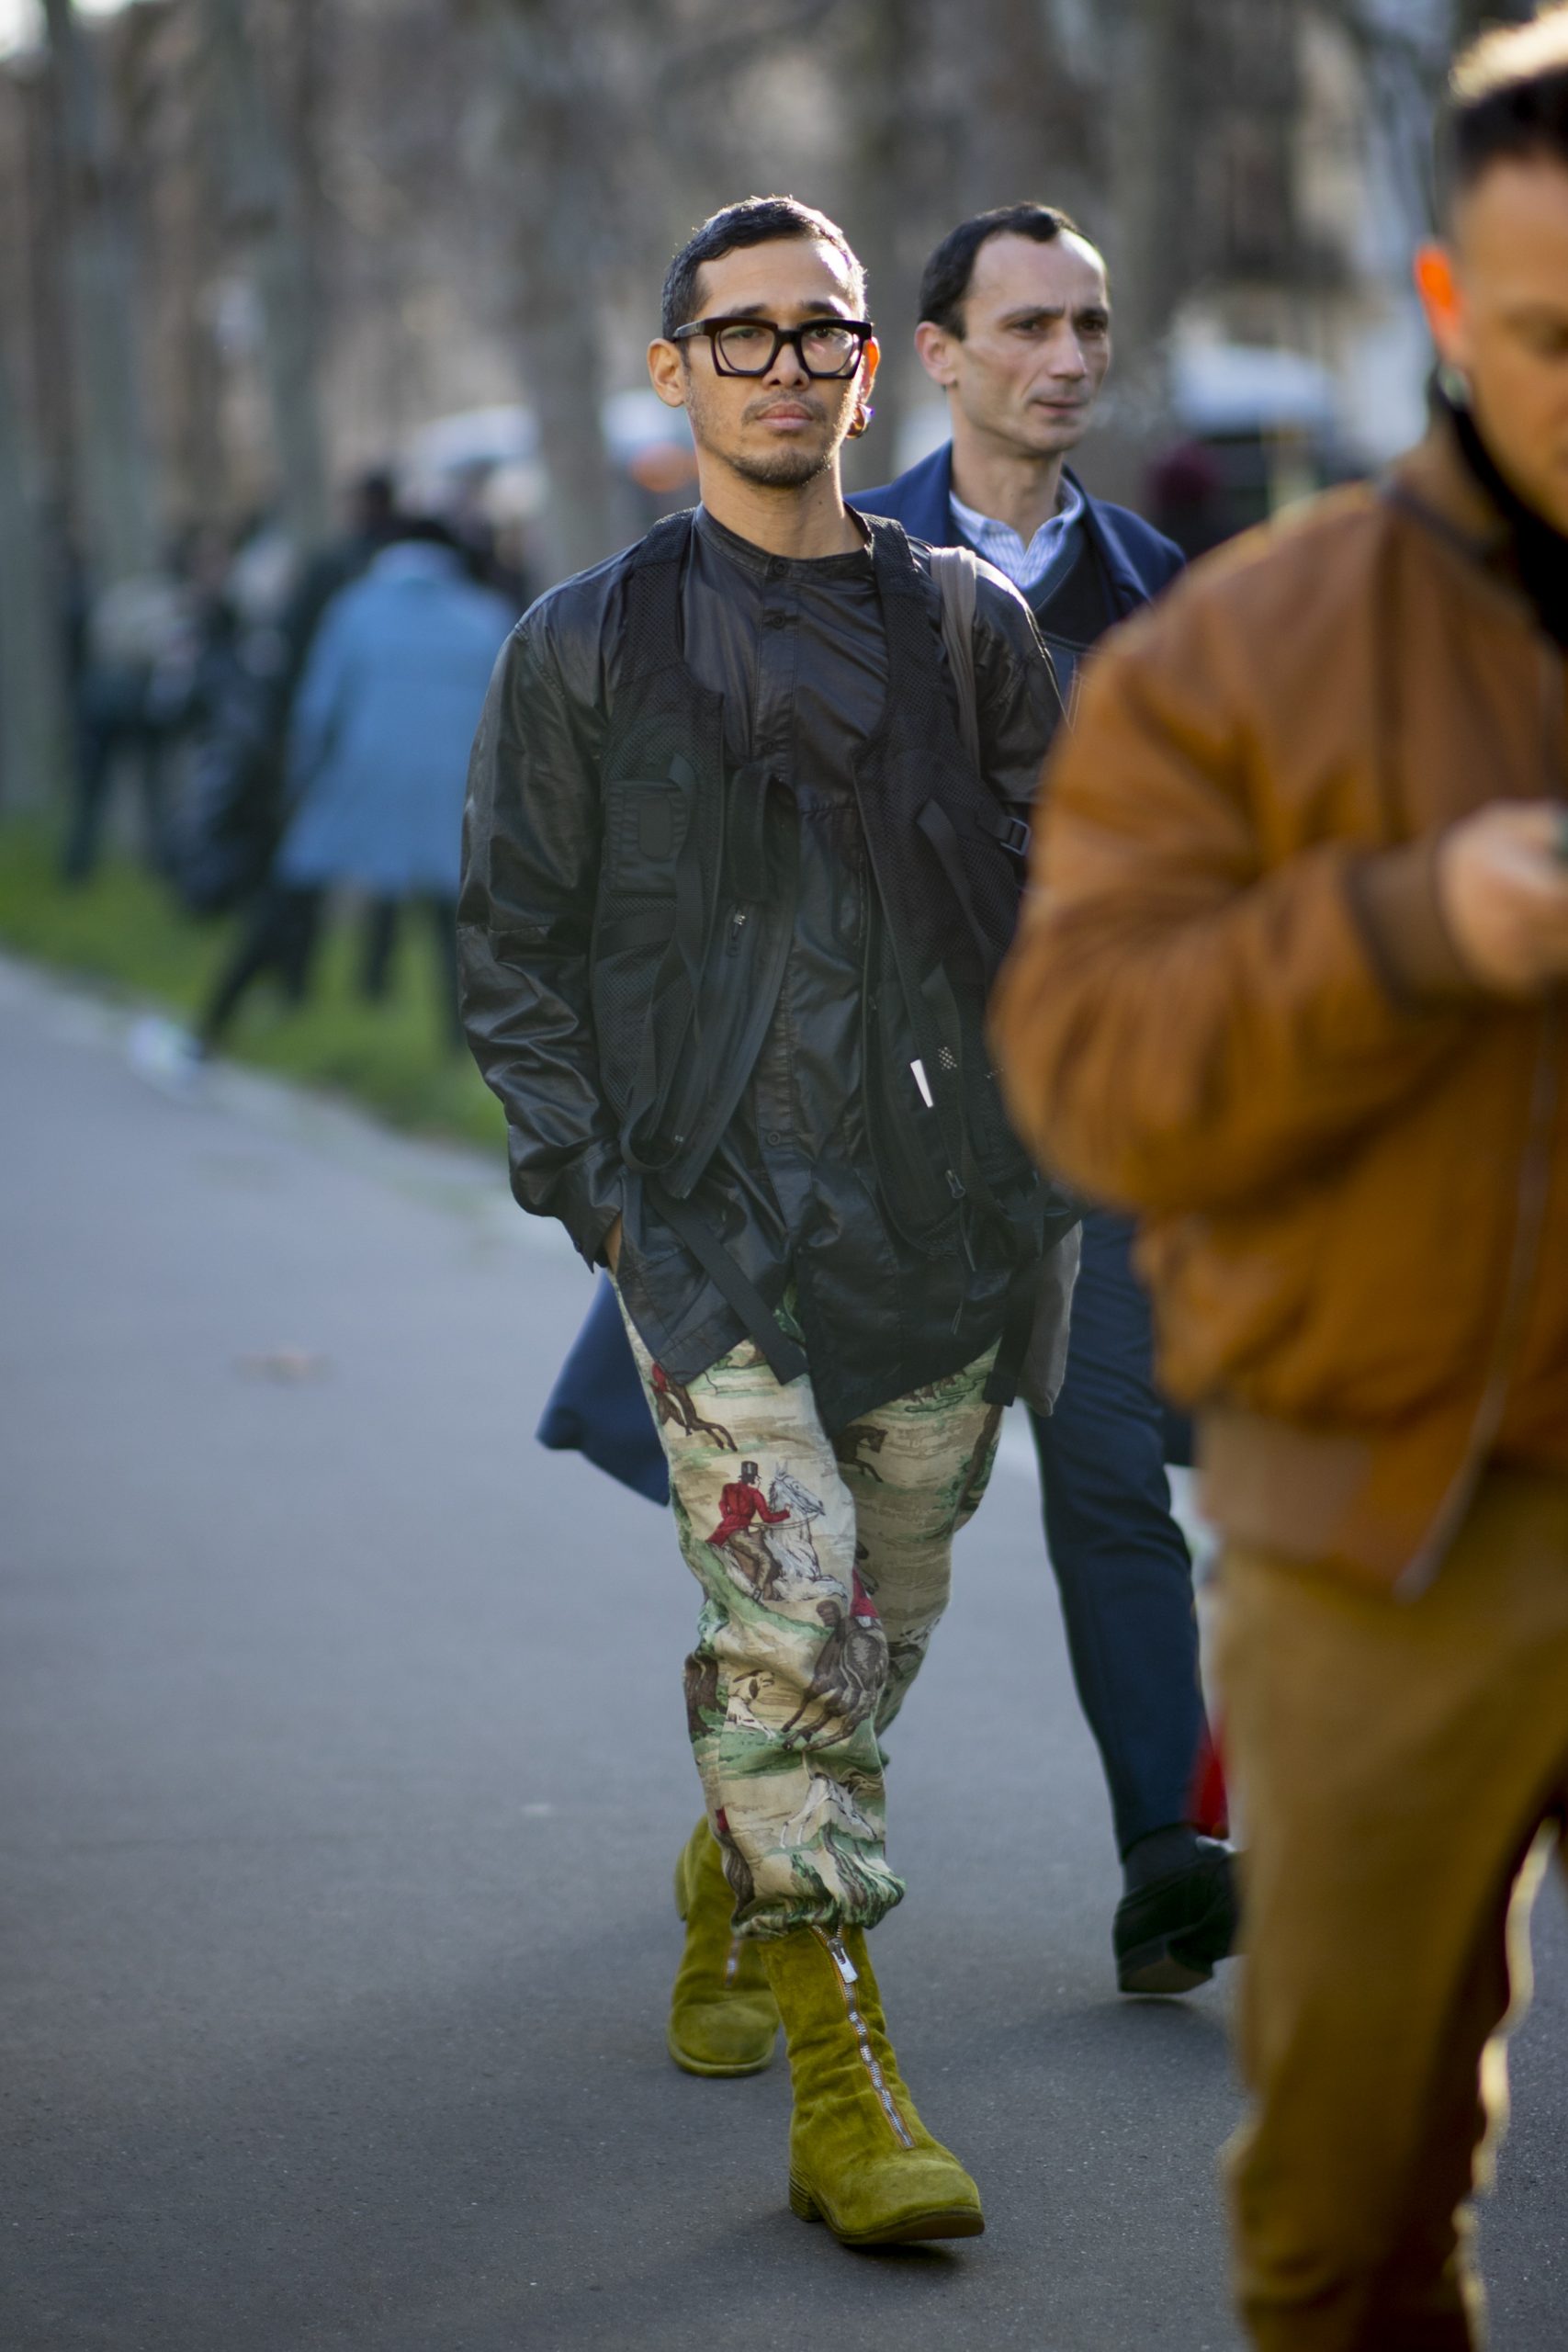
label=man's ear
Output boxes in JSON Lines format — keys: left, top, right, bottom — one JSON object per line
{"left": 648, "top": 338, "right": 689, "bottom": 411}
{"left": 1414, "top": 243, "right": 1464, "bottom": 365}
{"left": 914, "top": 320, "right": 960, "bottom": 390}
{"left": 860, "top": 334, "right": 882, "bottom": 401}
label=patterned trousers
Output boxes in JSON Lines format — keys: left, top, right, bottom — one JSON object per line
{"left": 615, "top": 1288, "right": 1002, "bottom": 1939}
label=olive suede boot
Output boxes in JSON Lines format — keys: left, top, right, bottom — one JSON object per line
{"left": 763, "top": 1922, "right": 984, "bottom": 2246}
{"left": 667, "top": 1816, "right": 780, "bottom": 2076}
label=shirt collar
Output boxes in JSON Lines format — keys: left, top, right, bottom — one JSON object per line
{"left": 948, "top": 474, "right": 1086, "bottom": 595}
{"left": 694, "top": 503, "right": 874, "bottom": 581}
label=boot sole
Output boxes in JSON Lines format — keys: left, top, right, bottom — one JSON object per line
{"left": 1116, "top": 1939, "right": 1214, "bottom": 1996}
{"left": 667, "top": 2025, "right": 777, "bottom": 2078}
{"left": 1116, "top": 1873, "right": 1237, "bottom": 1996}
{"left": 789, "top": 2174, "right": 985, "bottom": 2244}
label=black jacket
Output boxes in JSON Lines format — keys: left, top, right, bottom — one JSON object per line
{"left": 459, "top": 506, "right": 1061, "bottom": 1426}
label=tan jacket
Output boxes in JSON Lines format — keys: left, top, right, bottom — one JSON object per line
{"left": 991, "top": 418, "right": 1568, "bottom": 1591}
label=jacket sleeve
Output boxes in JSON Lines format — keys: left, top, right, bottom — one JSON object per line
{"left": 989, "top": 586, "right": 1479, "bottom": 1217}
{"left": 457, "top": 608, "right": 623, "bottom": 1264}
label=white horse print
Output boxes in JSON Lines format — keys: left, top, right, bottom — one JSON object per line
{"left": 761, "top": 1466, "right": 848, "bottom": 1603}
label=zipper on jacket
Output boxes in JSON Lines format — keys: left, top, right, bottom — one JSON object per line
{"left": 726, "top": 907, "right": 749, "bottom": 956}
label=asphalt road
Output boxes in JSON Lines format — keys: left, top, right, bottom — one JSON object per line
{"left": 4, "top": 952, "right": 1566, "bottom": 2352}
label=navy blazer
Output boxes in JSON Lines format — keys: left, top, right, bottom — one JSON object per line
{"left": 853, "top": 442, "right": 1183, "bottom": 615}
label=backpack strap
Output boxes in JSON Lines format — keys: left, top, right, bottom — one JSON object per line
{"left": 620, "top": 510, "right": 695, "bottom": 679}
{"left": 929, "top": 544, "right": 982, "bottom": 773}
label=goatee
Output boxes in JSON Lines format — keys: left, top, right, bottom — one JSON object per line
{"left": 730, "top": 444, "right": 835, "bottom": 491}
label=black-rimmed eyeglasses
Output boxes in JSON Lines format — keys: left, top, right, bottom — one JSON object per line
{"left": 672, "top": 316, "right": 874, "bottom": 379}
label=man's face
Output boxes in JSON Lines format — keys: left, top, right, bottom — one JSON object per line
{"left": 916, "top": 231, "right": 1111, "bottom": 461}
{"left": 1419, "top": 156, "right": 1568, "bottom": 533}
{"left": 648, "top": 238, "right": 877, "bottom": 492}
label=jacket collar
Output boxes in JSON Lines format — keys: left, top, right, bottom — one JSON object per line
{"left": 1385, "top": 407, "right": 1515, "bottom": 570}
{"left": 877, "top": 442, "right": 959, "bottom": 547}
{"left": 868, "top": 439, "right": 1152, "bottom": 610}
{"left": 1383, "top": 404, "right": 1568, "bottom": 653}
{"left": 1076, "top": 487, "right": 1152, "bottom": 616}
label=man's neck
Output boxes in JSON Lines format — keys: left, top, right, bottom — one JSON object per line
{"left": 948, "top": 421, "right": 1067, "bottom": 541}
{"left": 694, "top": 458, "right": 864, "bottom": 559}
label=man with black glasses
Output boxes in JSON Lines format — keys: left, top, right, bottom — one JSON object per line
{"left": 460, "top": 198, "right": 1067, "bottom": 2247}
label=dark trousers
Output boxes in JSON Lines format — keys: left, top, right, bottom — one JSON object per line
{"left": 200, "top": 884, "right": 325, "bottom": 1051}
{"left": 359, "top": 895, "right": 464, "bottom": 1048}
{"left": 1032, "top": 1207, "right": 1206, "bottom": 1856}
{"left": 62, "top": 672, "right": 174, "bottom": 884}
{"left": 199, "top": 886, "right": 461, "bottom": 1054}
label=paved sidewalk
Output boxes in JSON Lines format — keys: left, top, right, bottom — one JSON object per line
{"left": 3, "top": 955, "right": 1563, "bottom": 2352}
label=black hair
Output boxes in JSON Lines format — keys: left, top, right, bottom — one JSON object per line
{"left": 919, "top": 204, "right": 1088, "bottom": 338}
{"left": 660, "top": 196, "right": 865, "bottom": 341}
{"left": 354, "top": 468, "right": 398, "bottom": 521}
{"left": 386, "top": 514, "right": 460, "bottom": 551}
{"left": 1443, "top": 6, "right": 1568, "bottom": 207}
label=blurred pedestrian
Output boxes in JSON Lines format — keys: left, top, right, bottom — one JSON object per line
{"left": 62, "top": 558, "right": 193, "bottom": 884}
{"left": 461, "top": 197, "right": 1075, "bottom": 2250}
{"left": 993, "top": 17, "right": 1568, "bottom": 2346}
{"left": 175, "top": 472, "right": 402, "bottom": 924}
{"left": 135, "top": 514, "right": 511, "bottom": 1089}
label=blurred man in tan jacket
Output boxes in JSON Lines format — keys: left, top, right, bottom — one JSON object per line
{"left": 993, "top": 15, "right": 1568, "bottom": 2349}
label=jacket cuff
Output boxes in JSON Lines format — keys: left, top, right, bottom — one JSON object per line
{"left": 579, "top": 1198, "right": 623, "bottom": 1271}
{"left": 506, "top": 1128, "right": 623, "bottom": 1267}
{"left": 553, "top": 1167, "right": 623, "bottom": 1269}
{"left": 1344, "top": 833, "right": 1488, "bottom": 1011}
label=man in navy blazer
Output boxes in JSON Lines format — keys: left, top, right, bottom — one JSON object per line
{"left": 857, "top": 204, "right": 1181, "bottom": 692}
{"left": 855, "top": 205, "right": 1234, "bottom": 1997}
{"left": 862, "top": 435, "right": 1179, "bottom": 636}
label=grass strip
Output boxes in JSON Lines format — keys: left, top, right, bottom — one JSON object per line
{"left": 0, "top": 816, "right": 505, "bottom": 1152}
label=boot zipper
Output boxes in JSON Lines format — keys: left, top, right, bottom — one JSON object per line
{"left": 817, "top": 1929, "right": 915, "bottom": 2150}
{"left": 724, "top": 1937, "right": 741, "bottom": 1987}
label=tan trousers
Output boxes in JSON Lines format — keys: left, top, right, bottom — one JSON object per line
{"left": 1213, "top": 1470, "right": 1568, "bottom": 2352}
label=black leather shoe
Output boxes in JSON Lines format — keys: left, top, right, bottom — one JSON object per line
{"left": 1114, "top": 1839, "right": 1238, "bottom": 1996}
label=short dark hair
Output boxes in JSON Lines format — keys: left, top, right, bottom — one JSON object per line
{"left": 660, "top": 197, "right": 865, "bottom": 341}
{"left": 1443, "top": 6, "right": 1568, "bottom": 207}
{"left": 387, "top": 514, "right": 460, "bottom": 551}
{"left": 919, "top": 204, "right": 1088, "bottom": 337}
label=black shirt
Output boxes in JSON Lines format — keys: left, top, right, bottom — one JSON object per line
{"left": 615, "top": 508, "right": 1051, "bottom": 1427}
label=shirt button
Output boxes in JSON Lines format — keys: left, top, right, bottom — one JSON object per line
{"left": 766, "top": 1128, "right": 784, "bottom": 1147}
{"left": 766, "top": 558, "right": 787, "bottom": 580}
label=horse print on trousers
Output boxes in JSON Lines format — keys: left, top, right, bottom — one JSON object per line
{"left": 613, "top": 1278, "right": 998, "bottom": 1938}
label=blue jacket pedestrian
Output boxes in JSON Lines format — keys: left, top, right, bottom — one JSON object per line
{"left": 277, "top": 531, "right": 513, "bottom": 899}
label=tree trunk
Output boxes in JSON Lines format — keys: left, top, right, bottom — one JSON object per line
{"left": 42, "top": 0, "right": 159, "bottom": 587}
{"left": 840, "top": 0, "right": 930, "bottom": 492}
{"left": 0, "top": 318, "right": 72, "bottom": 813}
{"left": 203, "top": 0, "right": 331, "bottom": 554}
{"left": 1089, "top": 0, "right": 1200, "bottom": 505}
{"left": 485, "top": 0, "right": 624, "bottom": 583}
